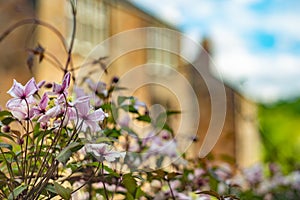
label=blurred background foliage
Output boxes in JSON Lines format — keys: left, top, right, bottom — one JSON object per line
{"left": 259, "top": 99, "right": 300, "bottom": 173}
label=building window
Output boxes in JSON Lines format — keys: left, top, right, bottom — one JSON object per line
{"left": 147, "top": 28, "right": 179, "bottom": 76}
{"left": 65, "top": 0, "right": 110, "bottom": 56}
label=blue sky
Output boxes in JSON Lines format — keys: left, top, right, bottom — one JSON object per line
{"left": 130, "top": 0, "right": 300, "bottom": 103}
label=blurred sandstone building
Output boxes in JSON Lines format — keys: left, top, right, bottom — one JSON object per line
{"left": 0, "top": 0, "right": 37, "bottom": 106}
{"left": 0, "top": 0, "right": 261, "bottom": 168}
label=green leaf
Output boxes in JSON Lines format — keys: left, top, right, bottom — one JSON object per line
{"left": 87, "top": 161, "right": 101, "bottom": 168}
{"left": 0, "top": 111, "right": 12, "bottom": 118}
{"left": 0, "top": 133, "right": 14, "bottom": 142}
{"left": 128, "top": 105, "right": 138, "bottom": 113}
{"left": 117, "top": 96, "right": 132, "bottom": 106}
{"left": 102, "top": 128, "right": 121, "bottom": 138}
{"left": 135, "top": 187, "right": 146, "bottom": 199}
{"left": 196, "top": 190, "right": 220, "bottom": 199}
{"left": 136, "top": 115, "right": 151, "bottom": 123}
{"left": 208, "top": 169, "right": 219, "bottom": 191}
{"left": 35, "top": 130, "right": 52, "bottom": 144}
{"left": 0, "top": 171, "right": 8, "bottom": 188}
{"left": 122, "top": 173, "right": 137, "bottom": 195}
{"left": 0, "top": 143, "right": 12, "bottom": 151}
{"left": 66, "top": 163, "right": 82, "bottom": 172}
{"left": 2, "top": 117, "right": 15, "bottom": 125}
{"left": 56, "top": 142, "right": 83, "bottom": 164}
{"left": 101, "top": 102, "right": 112, "bottom": 110}
{"left": 56, "top": 149, "right": 72, "bottom": 164}
{"left": 8, "top": 185, "right": 27, "bottom": 200}
{"left": 54, "top": 182, "right": 72, "bottom": 200}
{"left": 45, "top": 184, "right": 56, "bottom": 194}
{"left": 162, "top": 124, "right": 174, "bottom": 134}
{"left": 166, "top": 110, "right": 181, "bottom": 116}
{"left": 125, "top": 192, "right": 135, "bottom": 200}
{"left": 103, "top": 165, "right": 120, "bottom": 178}
{"left": 120, "top": 105, "right": 138, "bottom": 114}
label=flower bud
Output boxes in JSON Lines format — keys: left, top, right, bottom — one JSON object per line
{"left": 44, "top": 82, "right": 53, "bottom": 89}
{"left": 17, "top": 138, "right": 24, "bottom": 145}
{"left": 112, "top": 76, "right": 119, "bottom": 83}
{"left": 1, "top": 125, "right": 10, "bottom": 133}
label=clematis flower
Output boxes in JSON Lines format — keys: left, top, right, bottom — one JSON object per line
{"left": 74, "top": 87, "right": 103, "bottom": 108}
{"left": 85, "top": 143, "right": 125, "bottom": 162}
{"left": 37, "top": 98, "right": 64, "bottom": 123}
{"left": 86, "top": 78, "right": 108, "bottom": 97}
{"left": 6, "top": 78, "right": 38, "bottom": 108}
{"left": 120, "top": 97, "right": 146, "bottom": 111}
{"left": 74, "top": 97, "right": 107, "bottom": 132}
{"left": 118, "top": 113, "right": 131, "bottom": 128}
{"left": 144, "top": 139, "right": 178, "bottom": 159}
{"left": 32, "top": 93, "right": 49, "bottom": 117}
{"left": 243, "top": 163, "right": 263, "bottom": 186}
{"left": 53, "top": 72, "right": 71, "bottom": 96}
{"left": 142, "top": 131, "right": 158, "bottom": 146}
{"left": 37, "top": 80, "right": 46, "bottom": 89}
{"left": 9, "top": 102, "right": 35, "bottom": 121}
{"left": 74, "top": 86, "right": 86, "bottom": 99}
{"left": 132, "top": 97, "right": 146, "bottom": 110}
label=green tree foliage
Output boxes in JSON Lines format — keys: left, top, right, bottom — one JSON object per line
{"left": 259, "top": 99, "right": 300, "bottom": 172}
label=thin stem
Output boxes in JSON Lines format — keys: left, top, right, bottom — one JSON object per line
{"left": 166, "top": 179, "right": 176, "bottom": 200}
{"left": 0, "top": 191, "right": 7, "bottom": 199}
{"left": 26, "top": 48, "right": 65, "bottom": 71}
{"left": 64, "top": 0, "right": 77, "bottom": 75}
{"left": 101, "top": 162, "right": 109, "bottom": 200}
{"left": 0, "top": 148, "right": 14, "bottom": 192}
{"left": 31, "top": 135, "right": 53, "bottom": 188}
{"left": 29, "top": 160, "right": 59, "bottom": 200}
{"left": 14, "top": 153, "right": 22, "bottom": 177}
{"left": 0, "top": 18, "right": 68, "bottom": 52}
{"left": 71, "top": 162, "right": 101, "bottom": 195}
{"left": 23, "top": 99, "right": 31, "bottom": 186}
{"left": 28, "top": 129, "right": 47, "bottom": 189}
{"left": 30, "top": 94, "right": 69, "bottom": 196}
{"left": 110, "top": 176, "right": 121, "bottom": 200}
{"left": 65, "top": 105, "right": 84, "bottom": 147}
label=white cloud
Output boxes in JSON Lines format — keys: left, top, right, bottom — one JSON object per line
{"left": 159, "top": 5, "right": 183, "bottom": 25}
{"left": 130, "top": 0, "right": 184, "bottom": 25}
{"left": 130, "top": 0, "right": 300, "bottom": 102}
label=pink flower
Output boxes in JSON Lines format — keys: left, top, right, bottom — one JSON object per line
{"left": 74, "top": 97, "right": 107, "bottom": 132}
{"left": 32, "top": 93, "right": 49, "bottom": 117}
{"left": 37, "top": 80, "right": 46, "bottom": 88}
{"left": 132, "top": 98, "right": 146, "bottom": 110}
{"left": 37, "top": 98, "right": 64, "bottom": 123}
{"left": 243, "top": 163, "right": 263, "bottom": 186}
{"left": 121, "top": 97, "right": 146, "bottom": 110}
{"left": 6, "top": 78, "right": 38, "bottom": 108}
{"left": 85, "top": 143, "right": 125, "bottom": 162}
{"left": 9, "top": 102, "right": 35, "bottom": 121}
{"left": 74, "top": 86, "right": 103, "bottom": 108}
{"left": 142, "top": 131, "right": 158, "bottom": 146}
{"left": 144, "top": 139, "right": 178, "bottom": 159}
{"left": 214, "top": 164, "right": 232, "bottom": 182}
{"left": 118, "top": 113, "right": 131, "bottom": 128}
{"left": 86, "top": 78, "right": 107, "bottom": 97}
{"left": 74, "top": 86, "right": 86, "bottom": 98}
{"left": 53, "top": 72, "right": 71, "bottom": 96}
